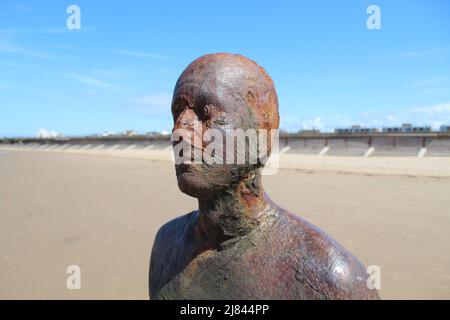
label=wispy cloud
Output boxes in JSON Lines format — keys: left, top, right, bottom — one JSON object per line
{"left": 409, "top": 102, "right": 450, "bottom": 115}
{"left": 0, "top": 82, "right": 20, "bottom": 92}
{"left": 112, "top": 49, "right": 169, "bottom": 60}
{"left": 0, "top": 25, "right": 96, "bottom": 38}
{"left": 366, "top": 102, "right": 450, "bottom": 130}
{"left": 358, "top": 110, "right": 401, "bottom": 127}
{"left": 353, "top": 103, "right": 450, "bottom": 130}
{"left": 0, "top": 3, "right": 31, "bottom": 17}
{"left": 14, "top": 3, "right": 32, "bottom": 13}
{"left": 318, "top": 76, "right": 360, "bottom": 86}
{"left": 0, "top": 43, "right": 52, "bottom": 59}
{"left": 129, "top": 93, "right": 172, "bottom": 113}
{"left": 408, "top": 108, "right": 450, "bottom": 129}
{"left": 0, "top": 81, "right": 45, "bottom": 96}
{"left": 0, "top": 43, "right": 74, "bottom": 60}
{"left": 0, "top": 61, "right": 26, "bottom": 69}
{"left": 407, "top": 77, "right": 448, "bottom": 89}
{"left": 398, "top": 48, "right": 444, "bottom": 59}
{"left": 280, "top": 114, "right": 334, "bottom": 132}
{"left": 66, "top": 73, "right": 119, "bottom": 90}
{"left": 280, "top": 101, "right": 450, "bottom": 132}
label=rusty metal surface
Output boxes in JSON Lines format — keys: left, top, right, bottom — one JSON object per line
{"left": 149, "top": 53, "right": 380, "bottom": 300}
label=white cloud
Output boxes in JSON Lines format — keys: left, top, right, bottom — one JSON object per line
{"left": 358, "top": 110, "right": 400, "bottom": 127}
{"left": 0, "top": 43, "right": 52, "bottom": 59}
{"left": 0, "top": 43, "right": 74, "bottom": 59}
{"left": 66, "top": 73, "right": 118, "bottom": 90}
{"left": 130, "top": 93, "right": 172, "bottom": 113}
{"left": 279, "top": 102, "right": 450, "bottom": 133}
{"left": 403, "top": 102, "right": 450, "bottom": 130}
{"left": 36, "top": 129, "right": 62, "bottom": 139}
{"left": 300, "top": 117, "right": 326, "bottom": 131}
{"left": 280, "top": 114, "right": 334, "bottom": 132}
{"left": 407, "top": 77, "right": 448, "bottom": 89}
{"left": 409, "top": 102, "right": 450, "bottom": 115}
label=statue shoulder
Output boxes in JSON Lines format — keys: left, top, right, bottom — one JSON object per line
{"left": 153, "top": 210, "right": 199, "bottom": 248}
{"left": 149, "top": 210, "right": 199, "bottom": 299}
{"left": 280, "top": 210, "right": 380, "bottom": 299}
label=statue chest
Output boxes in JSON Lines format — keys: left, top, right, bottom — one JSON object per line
{"left": 155, "top": 239, "right": 303, "bottom": 299}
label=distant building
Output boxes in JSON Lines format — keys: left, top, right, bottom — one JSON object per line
{"left": 441, "top": 125, "right": 450, "bottom": 132}
{"left": 123, "top": 130, "right": 138, "bottom": 137}
{"left": 146, "top": 131, "right": 170, "bottom": 137}
{"left": 382, "top": 127, "right": 401, "bottom": 133}
{"left": 299, "top": 129, "right": 321, "bottom": 135}
{"left": 382, "top": 123, "right": 431, "bottom": 133}
{"left": 400, "top": 123, "right": 412, "bottom": 132}
{"left": 335, "top": 125, "right": 379, "bottom": 134}
{"left": 410, "top": 126, "right": 431, "bottom": 133}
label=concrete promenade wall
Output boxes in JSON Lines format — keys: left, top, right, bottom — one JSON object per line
{"left": 2, "top": 133, "right": 450, "bottom": 157}
{"left": 281, "top": 134, "right": 450, "bottom": 157}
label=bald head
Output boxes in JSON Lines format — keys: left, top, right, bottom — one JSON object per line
{"left": 172, "top": 53, "right": 279, "bottom": 131}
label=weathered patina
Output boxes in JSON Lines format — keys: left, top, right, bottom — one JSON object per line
{"left": 149, "top": 53, "right": 380, "bottom": 300}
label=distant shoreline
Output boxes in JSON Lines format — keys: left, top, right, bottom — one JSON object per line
{"left": 2, "top": 144, "right": 450, "bottom": 178}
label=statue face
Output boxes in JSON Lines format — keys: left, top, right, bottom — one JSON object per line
{"left": 171, "top": 53, "right": 279, "bottom": 199}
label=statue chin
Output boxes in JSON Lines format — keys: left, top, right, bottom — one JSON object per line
{"left": 176, "top": 169, "right": 235, "bottom": 199}
{"left": 176, "top": 173, "right": 206, "bottom": 198}
{"left": 175, "top": 162, "right": 236, "bottom": 198}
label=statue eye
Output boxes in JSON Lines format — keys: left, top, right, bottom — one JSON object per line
{"left": 201, "top": 105, "right": 211, "bottom": 120}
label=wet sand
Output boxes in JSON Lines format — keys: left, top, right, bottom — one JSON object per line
{"left": 0, "top": 150, "right": 449, "bottom": 299}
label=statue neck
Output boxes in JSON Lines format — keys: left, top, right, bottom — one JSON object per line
{"left": 195, "top": 171, "right": 271, "bottom": 247}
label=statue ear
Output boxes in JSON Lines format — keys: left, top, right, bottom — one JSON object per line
{"left": 240, "top": 168, "right": 262, "bottom": 196}
{"left": 244, "top": 170, "right": 256, "bottom": 181}
{"left": 246, "top": 87, "right": 258, "bottom": 105}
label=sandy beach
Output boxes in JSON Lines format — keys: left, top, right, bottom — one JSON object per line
{"left": 0, "top": 149, "right": 449, "bottom": 299}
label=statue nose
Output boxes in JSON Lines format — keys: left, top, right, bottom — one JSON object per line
{"left": 174, "top": 109, "right": 197, "bottom": 130}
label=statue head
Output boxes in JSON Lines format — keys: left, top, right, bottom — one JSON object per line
{"left": 171, "top": 53, "right": 279, "bottom": 199}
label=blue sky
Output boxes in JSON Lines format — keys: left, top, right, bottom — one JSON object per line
{"left": 1, "top": 0, "right": 449, "bottom": 137}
